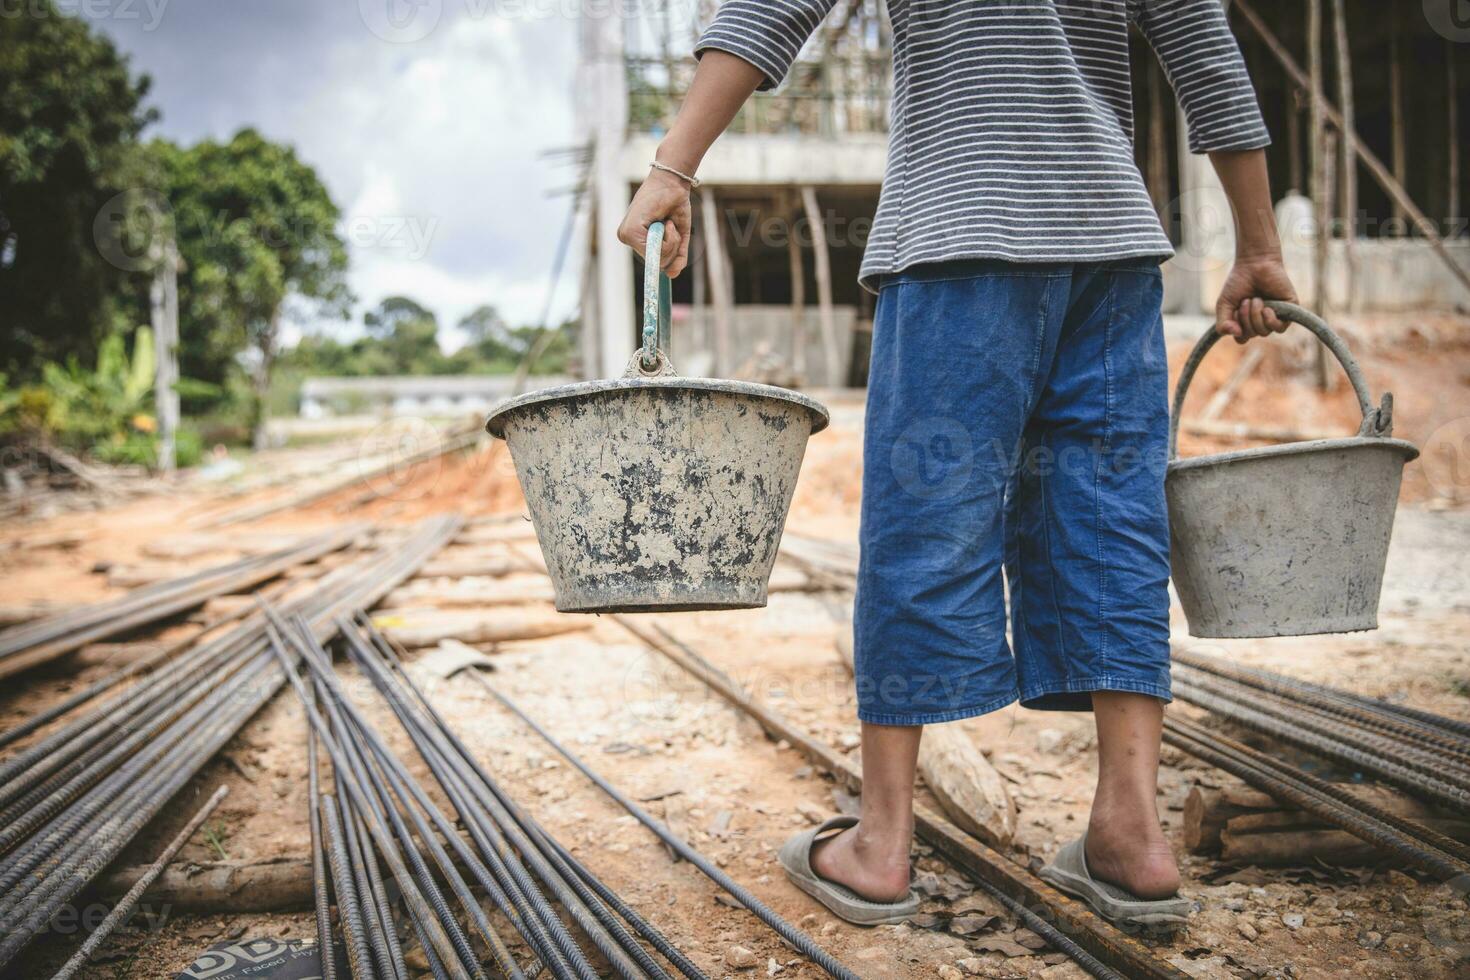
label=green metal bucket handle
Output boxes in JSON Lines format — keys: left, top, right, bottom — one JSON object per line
{"left": 1168, "top": 301, "right": 1393, "bottom": 460}
{"left": 638, "top": 221, "right": 674, "bottom": 373}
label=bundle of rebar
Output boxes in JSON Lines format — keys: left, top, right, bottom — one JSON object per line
{"left": 0, "top": 516, "right": 460, "bottom": 970}
{"left": 1168, "top": 648, "right": 1470, "bottom": 881}
{"left": 270, "top": 609, "right": 723, "bottom": 980}
{"left": 0, "top": 523, "right": 364, "bottom": 680}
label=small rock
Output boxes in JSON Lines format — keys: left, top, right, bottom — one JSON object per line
{"left": 800, "top": 913, "right": 820, "bottom": 928}
{"left": 1238, "top": 920, "right": 1258, "bottom": 941}
{"left": 955, "top": 959, "right": 987, "bottom": 976}
{"left": 1357, "top": 930, "right": 1384, "bottom": 949}
{"left": 1386, "top": 869, "right": 1416, "bottom": 889}
{"left": 938, "top": 966, "right": 964, "bottom": 980}
{"left": 726, "top": 945, "right": 758, "bottom": 969}
{"left": 767, "top": 957, "right": 782, "bottom": 976}
{"left": 1281, "top": 912, "right": 1304, "bottom": 930}
{"left": 1390, "top": 892, "right": 1413, "bottom": 913}
{"left": 820, "top": 922, "right": 840, "bottom": 936}
{"left": 796, "top": 801, "right": 826, "bottom": 824}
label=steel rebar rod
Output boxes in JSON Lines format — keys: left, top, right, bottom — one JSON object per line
{"left": 48, "top": 784, "right": 229, "bottom": 980}
{"left": 281, "top": 615, "right": 534, "bottom": 979}
{"left": 1173, "top": 670, "right": 1470, "bottom": 780}
{"left": 481, "top": 681, "right": 861, "bottom": 980}
{"left": 323, "top": 792, "right": 378, "bottom": 980}
{"left": 0, "top": 516, "right": 461, "bottom": 970}
{"left": 1163, "top": 717, "right": 1470, "bottom": 882}
{"left": 262, "top": 632, "right": 472, "bottom": 980}
{"left": 351, "top": 614, "right": 703, "bottom": 979}
{"left": 1172, "top": 653, "right": 1470, "bottom": 758}
{"left": 1173, "top": 680, "right": 1470, "bottom": 814}
{"left": 343, "top": 618, "right": 648, "bottom": 979}
{"left": 315, "top": 624, "right": 577, "bottom": 979}
{"left": 309, "top": 714, "right": 338, "bottom": 980}
{"left": 620, "top": 619, "right": 1150, "bottom": 980}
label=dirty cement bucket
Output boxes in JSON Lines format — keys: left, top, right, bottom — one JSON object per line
{"left": 486, "top": 222, "right": 830, "bottom": 613}
{"left": 1166, "top": 302, "right": 1418, "bottom": 639}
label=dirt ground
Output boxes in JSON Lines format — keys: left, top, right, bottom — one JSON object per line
{"left": 3, "top": 327, "right": 1470, "bottom": 979}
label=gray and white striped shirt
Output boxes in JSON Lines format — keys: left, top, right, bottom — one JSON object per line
{"left": 697, "top": 0, "right": 1270, "bottom": 288}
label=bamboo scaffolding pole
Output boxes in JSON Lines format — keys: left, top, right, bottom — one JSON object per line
{"left": 1234, "top": 0, "right": 1470, "bottom": 296}
{"left": 1330, "top": 0, "right": 1358, "bottom": 312}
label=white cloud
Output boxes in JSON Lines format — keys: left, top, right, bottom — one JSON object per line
{"left": 88, "top": 2, "right": 583, "bottom": 345}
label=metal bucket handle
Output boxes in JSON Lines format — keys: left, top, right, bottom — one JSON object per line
{"left": 633, "top": 220, "right": 675, "bottom": 376}
{"left": 1168, "top": 300, "right": 1394, "bottom": 459}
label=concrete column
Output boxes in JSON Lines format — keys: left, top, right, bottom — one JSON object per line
{"left": 1174, "top": 107, "right": 1235, "bottom": 315}
{"left": 579, "top": 8, "right": 633, "bottom": 379}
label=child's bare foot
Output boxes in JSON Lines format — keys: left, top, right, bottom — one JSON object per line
{"left": 809, "top": 822, "right": 911, "bottom": 903}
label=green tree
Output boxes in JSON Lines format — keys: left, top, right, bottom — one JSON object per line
{"left": 0, "top": 2, "right": 157, "bottom": 379}
{"left": 363, "top": 295, "right": 446, "bottom": 373}
{"left": 151, "top": 130, "right": 351, "bottom": 445}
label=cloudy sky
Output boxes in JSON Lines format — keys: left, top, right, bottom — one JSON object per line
{"left": 84, "top": 0, "right": 585, "bottom": 348}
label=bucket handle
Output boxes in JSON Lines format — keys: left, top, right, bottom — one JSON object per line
{"left": 636, "top": 220, "right": 675, "bottom": 375}
{"left": 1168, "top": 301, "right": 1394, "bottom": 460}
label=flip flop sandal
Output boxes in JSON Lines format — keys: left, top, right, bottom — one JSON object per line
{"left": 1038, "top": 835, "right": 1194, "bottom": 935}
{"left": 776, "top": 815, "right": 921, "bottom": 927}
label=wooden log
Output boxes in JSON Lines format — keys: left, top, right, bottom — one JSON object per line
{"left": 834, "top": 627, "right": 1016, "bottom": 848}
{"left": 1199, "top": 344, "right": 1266, "bottom": 422}
{"left": 0, "top": 603, "right": 75, "bottom": 629}
{"left": 1181, "top": 419, "right": 1342, "bottom": 443}
{"left": 1185, "top": 781, "right": 1446, "bottom": 853}
{"left": 372, "top": 610, "right": 591, "bottom": 649}
{"left": 454, "top": 523, "right": 539, "bottom": 545}
{"left": 1221, "top": 819, "right": 1470, "bottom": 867}
{"left": 380, "top": 580, "right": 557, "bottom": 609}
{"left": 414, "top": 557, "right": 527, "bottom": 580}
{"left": 1222, "top": 827, "right": 1385, "bottom": 866}
{"left": 95, "top": 859, "right": 312, "bottom": 913}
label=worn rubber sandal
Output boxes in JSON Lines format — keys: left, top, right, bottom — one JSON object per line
{"left": 776, "top": 815, "right": 920, "bottom": 927}
{"left": 1038, "top": 835, "right": 1193, "bottom": 934}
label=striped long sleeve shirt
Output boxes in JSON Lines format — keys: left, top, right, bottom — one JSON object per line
{"left": 696, "top": 0, "right": 1270, "bottom": 289}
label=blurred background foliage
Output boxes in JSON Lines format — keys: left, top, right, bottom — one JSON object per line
{"left": 0, "top": 1, "right": 570, "bottom": 467}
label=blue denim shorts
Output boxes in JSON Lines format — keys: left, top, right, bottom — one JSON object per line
{"left": 854, "top": 258, "right": 1172, "bottom": 725}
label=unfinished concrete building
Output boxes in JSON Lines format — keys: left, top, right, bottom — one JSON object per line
{"left": 576, "top": 1, "right": 1470, "bottom": 385}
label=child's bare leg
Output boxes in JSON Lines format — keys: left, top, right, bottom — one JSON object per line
{"left": 809, "top": 722, "right": 921, "bottom": 902}
{"left": 1085, "top": 692, "right": 1180, "bottom": 899}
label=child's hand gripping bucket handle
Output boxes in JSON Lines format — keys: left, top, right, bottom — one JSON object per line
{"left": 635, "top": 221, "right": 675, "bottom": 376}
{"left": 1167, "top": 300, "right": 1395, "bottom": 459}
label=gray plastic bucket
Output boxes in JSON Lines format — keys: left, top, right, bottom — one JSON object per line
{"left": 485, "top": 222, "right": 829, "bottom": 613}
{"left": 1166, "top": 302, "right": 1418, "bottom": 638}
